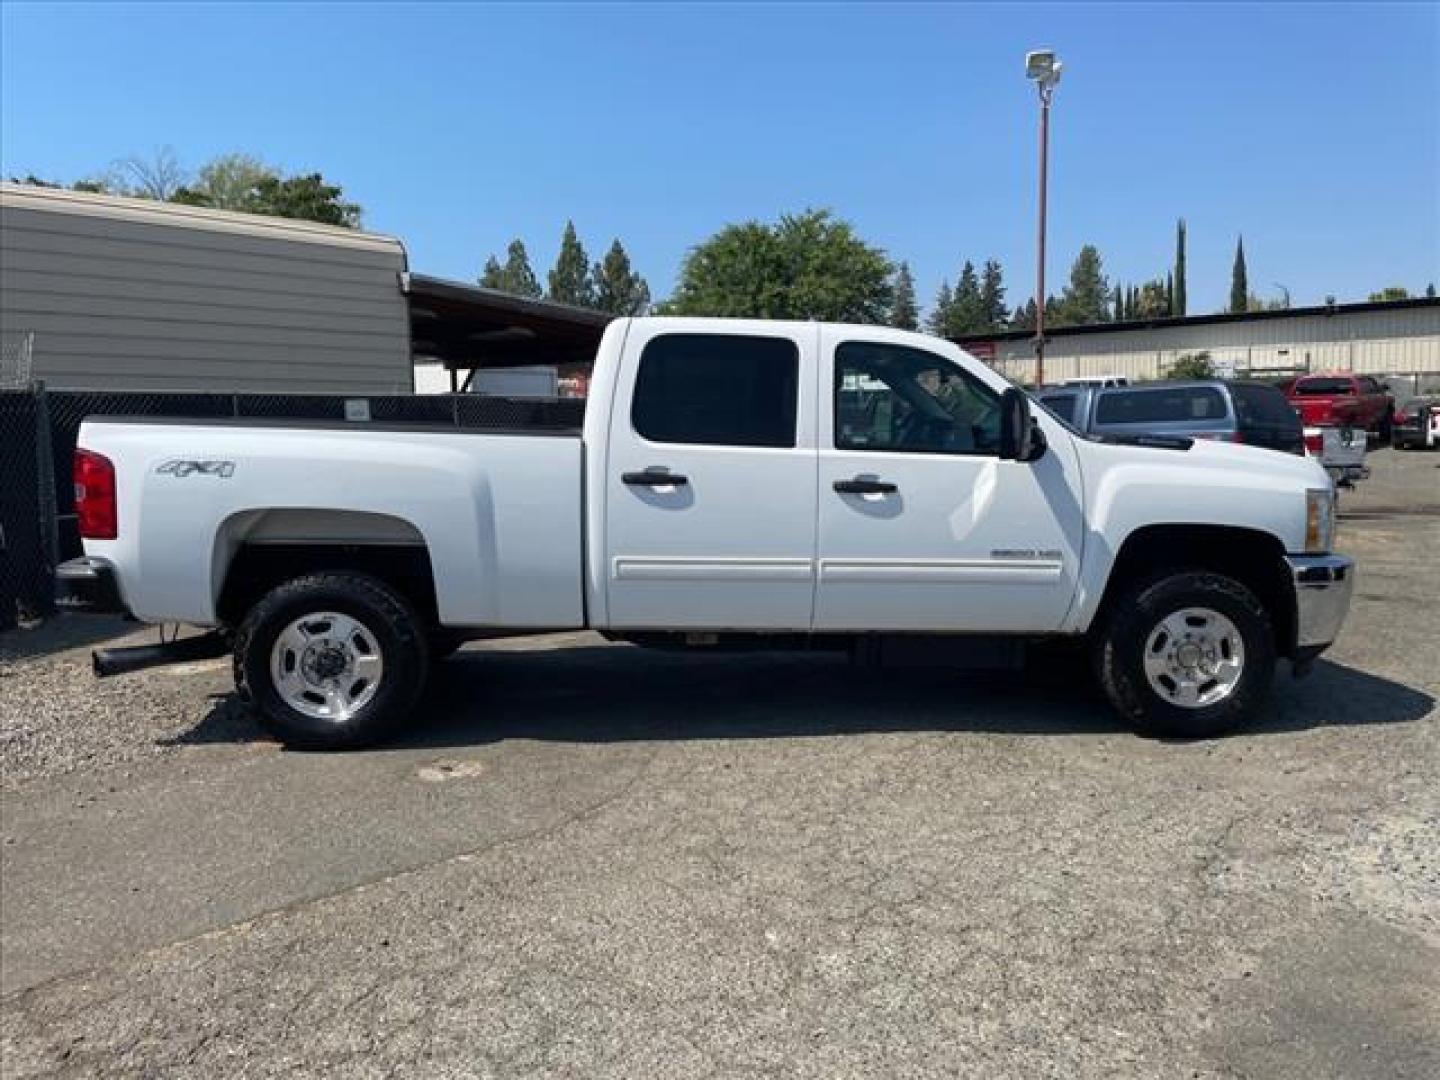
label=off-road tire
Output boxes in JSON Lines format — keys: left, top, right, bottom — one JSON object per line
{"left": 1095, "top": 570, "right": 1275, "bottom": 739}
{"left": 234, "top": 572, "right": 429, "bottom": 750}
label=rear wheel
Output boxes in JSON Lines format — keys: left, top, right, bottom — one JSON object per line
{"left": 235, "top": 572, "right": 429, "bottom": 749}
{"left": 1095, "top": 571, "right": 1275, "bottom": 738}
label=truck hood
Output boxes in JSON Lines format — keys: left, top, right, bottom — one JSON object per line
{"left": 1180, "top": 435, "right": 1331, "bottom": 485}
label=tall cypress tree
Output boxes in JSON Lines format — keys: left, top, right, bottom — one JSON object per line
{"left": 1113, "top": 283, "right": 1125, "bottom": 321}
{"left": 1165, "top": 271, "right": 1174, "bottom": 316}
{"left": 547, "top": 221, "right": 594, "bottom": 306}
{"left": 1230, "top": 236, "right": 1249, "bottom": 313}
{"left": 1174, "top": 218, "right": 1188, "bottom": 316}
{"left": 592, "top": 239, "right": 651, "bottom": 315}
{"left": 889, "top": 262, "right": 920, "bottom": 330}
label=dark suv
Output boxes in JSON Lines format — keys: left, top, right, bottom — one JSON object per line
{"left": 1035, "top": 380, "right": 1305, "bottom": 455}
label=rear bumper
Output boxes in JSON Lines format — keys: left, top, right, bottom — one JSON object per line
{"left": 1286, "top": 553, "right": 1354, "bottom": 653}
{"left": 54, "top": 557, "right": 128, "bottom": 615}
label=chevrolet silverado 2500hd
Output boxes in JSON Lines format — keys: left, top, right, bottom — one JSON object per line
{"left": 58, "top": 318, "right": 1354, "bottom": 746}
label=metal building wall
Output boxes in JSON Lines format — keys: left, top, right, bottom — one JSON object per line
{"left": 982, "top": 305, "right": 1440, "bottom": 384}
{"left": 0, "top": 184, "right": 413, "bottom": 393}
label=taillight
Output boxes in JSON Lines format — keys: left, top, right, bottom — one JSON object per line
{"left": 74, "top": 448, "right": 117, "bottom": 539}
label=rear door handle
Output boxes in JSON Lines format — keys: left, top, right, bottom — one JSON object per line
{"left": 622, "top": 468, "right": 689, "bottom": 487}
{"left": 833, "top": 477, "right": 897, "bottom": 494}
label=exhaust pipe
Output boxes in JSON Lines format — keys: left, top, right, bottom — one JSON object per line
{"left": 93, "top": 631, "right": 229, "bottom": 678}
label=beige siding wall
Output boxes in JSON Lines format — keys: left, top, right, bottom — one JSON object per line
{"left": 0, "top": 185, "right": 412, "bottom": 392}
{"left": 982, "top": 306, "right": 1440, "bottom": 384}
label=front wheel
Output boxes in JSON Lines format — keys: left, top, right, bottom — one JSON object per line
{"left": 1095, "top": 571, "right": 1275, "bottom": 738}
{"left": 234, "top": 572, "right": 429, "bottom": 749}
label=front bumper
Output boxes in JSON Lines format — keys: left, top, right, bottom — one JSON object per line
{"left": 54, "top": 556, "right": 128, "bottom": 615}
{"left": 1286, "top": 553, "right": 1354, "bottom": 654}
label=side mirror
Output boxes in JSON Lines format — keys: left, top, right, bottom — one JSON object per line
{"left": 1000, "top": 387, "right": 1042, "bottom": 461}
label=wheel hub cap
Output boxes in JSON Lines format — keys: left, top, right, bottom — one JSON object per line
{"left": 270, "top": 613, "right": 384, "bottom": 722}
{"left": 1142, "top": 606, "right": 1245, "bottom": 709}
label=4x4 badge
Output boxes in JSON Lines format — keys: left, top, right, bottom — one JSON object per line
{"left": 155, "top": 459, "right": 235, "bottom": 479}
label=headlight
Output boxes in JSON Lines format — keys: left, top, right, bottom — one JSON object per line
{"left": 1305, "top": 487, "right": 1335, "bottom": 553}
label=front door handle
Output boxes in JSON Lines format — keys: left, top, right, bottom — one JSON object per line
{"left": 623, "top": 468, "right": 689, "bottom": 487}
{"left": 833, "top": 477, "right": 897, "bottom": 495}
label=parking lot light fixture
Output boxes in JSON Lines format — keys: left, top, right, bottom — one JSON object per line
{"left": 1026, "top": 48, "right": 1062, "bottom": 387}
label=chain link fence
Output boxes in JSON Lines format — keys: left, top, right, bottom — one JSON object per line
{"left": 1, "top": 385, "right": 585, "bottom": 631}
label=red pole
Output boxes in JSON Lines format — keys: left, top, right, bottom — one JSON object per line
{"left": 1035, "top": 91, "right": 1051, "bottom": 388}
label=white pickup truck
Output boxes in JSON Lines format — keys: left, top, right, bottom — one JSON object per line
{"left": 58, "top": 318, "right": 1354, "bottom": 747}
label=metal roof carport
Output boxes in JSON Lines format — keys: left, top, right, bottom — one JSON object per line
{"left": 404, "top": 273, "right": 612, "bottom": 390}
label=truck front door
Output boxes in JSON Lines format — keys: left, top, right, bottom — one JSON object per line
{"left": 813, "top": 330, "right": 1084, "bottom": 633}
{"left": 602, "top": 323, "right": 819, "bottom": 630}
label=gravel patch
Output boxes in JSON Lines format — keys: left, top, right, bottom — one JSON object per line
{"left": 0, "top": 625, "right": 259, "bottom": 791}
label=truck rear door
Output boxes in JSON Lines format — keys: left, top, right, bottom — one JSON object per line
{"left": 601, "top": 323, "right": 819, "bottom": 630}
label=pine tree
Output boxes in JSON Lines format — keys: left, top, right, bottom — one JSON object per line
{"left": 592, "top": 239, "right": 651, "bottom": 315}
{"left": 1174, "top": 218, "right": 1188, "bottom": 316}
{"left": 547, "top": 221, "right": 594, "bottom": 307}
{"left": 1058, "top": 245, "right": 1111, "bottom": 325}
{"left": 478, "top": 255, "right": 505, "bottom": 289}
{"left": 479, "top": 240, "right": 542, "bottom": 298}
{"left": 887, "top": 262, "right": 919, "bottom": 330}
{"left": 1010, "top": 297, "right": 1038, "bottom": 331}
{"left": 952, "top": 261, "right": 986, "bottom": 333}
{"left": 979, "top": 259, "right": 1007, "bottom": 330}
{"left": 1230, "top": 236, "right": 1249, "bottom": 313}
{"left": 926, "top": 281, "right": 954, "bottom": 336}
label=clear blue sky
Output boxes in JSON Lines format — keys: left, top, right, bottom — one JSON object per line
{"left": 4, "top": 2, "right": 1437, "bottom": 316}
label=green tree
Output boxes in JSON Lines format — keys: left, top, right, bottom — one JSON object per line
{"left": 950, "top": 261, "right": 986, "bottom": 334}
{"left": 171, "top": 153, "right": 272, "bottom": 211}
{"left": 1135, "top": 279, "right": 1170, "bottom": 319}
{"left": 890, "top": 262, "right": 919, "bottom": 330}
{"left": 547, "top": 221, "right": 594, "bottom": 307}
{"left": 1229, "top": 236, "right": 1249, "bottom": 313}
{"left": 1010, "top": 297, "right": 1039, "bottom": 331}
{"left": 1165, "top": 271, "right": 1174, "bottom": 316}
{"left": 1113, "top": 283, "right": 1125, "bottom": 321}
{"left": 979, "top": 259, "right": 1007, "bottom": 330}
{"left": 592, "top": 239, "right": 651, "bottom": 315}
{"left": 1056, "top": 245, "right": 1111, "bottom": 325}
{"left": 1427, "top": 283, "right": 1436, "bottom": 298}
{"left": 1368, "top": 286, "right": 1411, "bottom": 302}
{"left": 663, "top": 209, "right": 892, "bottom": 322}
{"left": 926, "top": 281, "right": 954, "bottom": 335}
{"left": 1169, "top": 351, "right": 1215, "bottom": 380}
{"left": 1174, "top": 218, "right": 1188, "bottom": 316}
{"left": 479, "top": 240, "right": 543, "bottom": 298}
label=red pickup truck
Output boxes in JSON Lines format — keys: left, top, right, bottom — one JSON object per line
{"left": 1284, "top": 373, "right": 1394, "bottom": 438}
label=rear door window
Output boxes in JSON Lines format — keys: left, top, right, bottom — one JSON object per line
{"left": 631, "top": 334, "right": 799, "bottom": 448}
{"left": 1094, "top": 386, "right": 1227, "bottom": 424}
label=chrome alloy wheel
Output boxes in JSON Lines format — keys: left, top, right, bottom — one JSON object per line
{"left": 1141, "top": 606, "right": 1245, "bottom": 709}
{"left": 269, "top": 612, "right": 384, "bottom": 721}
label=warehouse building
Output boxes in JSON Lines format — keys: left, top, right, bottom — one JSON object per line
{"left": 0, "top": 183, "right": 609, "bottom": 393}
{"left": 958, "top": 297, "right": 1440, "bottom": 389}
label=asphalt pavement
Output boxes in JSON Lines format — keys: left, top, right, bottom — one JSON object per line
{"left": 2, "top": 448, "right": 1437, "bottom": 1079}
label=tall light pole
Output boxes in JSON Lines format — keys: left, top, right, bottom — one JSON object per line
{"left": 1026, "top": 49, "right": 1062, "bottom": 387}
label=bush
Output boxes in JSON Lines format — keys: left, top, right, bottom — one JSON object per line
{"left": 1169, "top": 351, "right": 1216, "bottom": 380}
